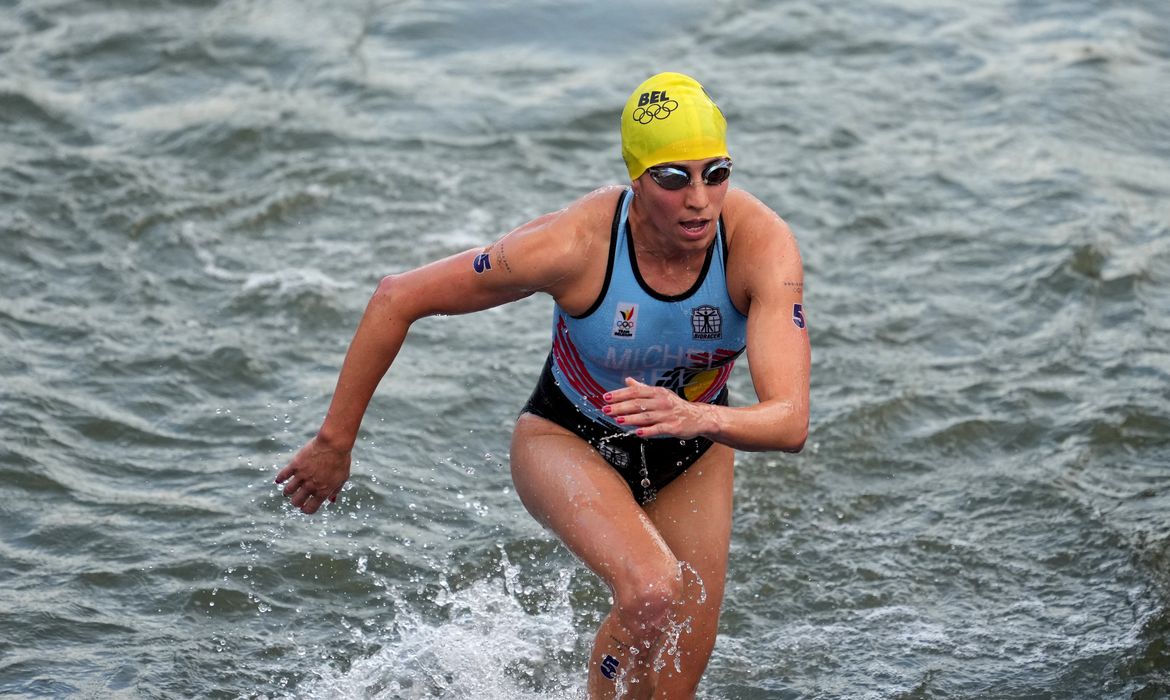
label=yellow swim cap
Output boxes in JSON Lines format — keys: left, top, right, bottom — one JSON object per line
{"left": 620, "top": 72, "right": 728, "bottom": 181}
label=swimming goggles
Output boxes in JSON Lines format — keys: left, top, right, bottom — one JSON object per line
{"left": 646, "top": 158, "right": 733, "bottom": 191}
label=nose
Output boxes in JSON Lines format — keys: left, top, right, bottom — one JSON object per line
{"left": 683, "top": 177, "right": 710, "bottom": 209}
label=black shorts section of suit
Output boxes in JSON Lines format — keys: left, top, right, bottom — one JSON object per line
{"left": 520, "top": 354, "right": 726, "bottom": 504}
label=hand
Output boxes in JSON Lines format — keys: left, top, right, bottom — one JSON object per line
{"left": 602, "top": 378, "right": 718, "bottom": 440}
{"left": 274, "top": 436, "right": 352, "bottom": 514}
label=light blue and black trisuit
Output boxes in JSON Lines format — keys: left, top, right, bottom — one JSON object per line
{"left": 522, "top": 188, "right": 748, "bottom": 503}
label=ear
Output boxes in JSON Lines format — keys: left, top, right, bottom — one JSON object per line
{"left": 630, "top": 175, "right": 646, "bottom": 198}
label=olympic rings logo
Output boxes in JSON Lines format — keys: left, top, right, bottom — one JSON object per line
{"left": 632, "top": 99, "right": 678, "bottom": 124}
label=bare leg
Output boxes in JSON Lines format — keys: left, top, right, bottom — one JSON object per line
{"left": 642, "top": 444, "right": 733, "bottom": 695}
{"left": 509, "top": 414, "right": 734, "bottom": 699}
{"left": 585, "top": 443, "right": 734, "bottom": 699}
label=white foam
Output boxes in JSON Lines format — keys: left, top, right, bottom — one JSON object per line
{"left": 240, "top": 267, "right": 355, "bottom": 295}
{"left": 290, "top": 568, "right": 585, "bottom": 700}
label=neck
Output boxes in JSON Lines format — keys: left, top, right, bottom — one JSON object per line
{"left": 631, "top": 232, "right": 706, "bottom": 270}
{"left": 627, "top": 195, "right": 716, "bottom": 265}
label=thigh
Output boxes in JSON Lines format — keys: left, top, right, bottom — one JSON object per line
{"left": 642, "top": 444, "right": 736, "bottom": 685}
{"left": 509, "top": 413, "right": 677, "bottom": 592}
{"left": 645, "top": 443, "right": 735, "bottom": 597}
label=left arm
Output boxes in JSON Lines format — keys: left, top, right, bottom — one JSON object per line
{"left": 604, "top": 192, "right": 810, "bottom": 451}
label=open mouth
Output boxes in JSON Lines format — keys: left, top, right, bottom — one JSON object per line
{"left": 680, "top": 219, "right": 709, "bottom": 235}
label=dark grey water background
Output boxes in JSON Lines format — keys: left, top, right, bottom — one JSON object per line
{"left": 3, "top": 0, "right": 1170, "bottom": 697}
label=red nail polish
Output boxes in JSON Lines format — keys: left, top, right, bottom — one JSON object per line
{"left": 602, "top": 405, "right": 612, "bottom": 414}
{"left": 616, "top": 416, "right": 625, "bottom": 424}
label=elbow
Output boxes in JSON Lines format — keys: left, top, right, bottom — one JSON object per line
{"left": 743, "top": 424, "right": 805, "bottom": 453}
{"left": 781, "top": 428, "right": 807, "bottom": 454}
{"left": 374, "top": 273, "right": 400, "bottom": 302}
{"left": 740, "top": 402, "right": 808, "bottom": 453}
{"left": 371, "top": 273, "right": 415, "bottom": 317}
{"left": 366, "top": 273, "right": 423, "bottom": 328}
{"left": 776, "top": 414, "right": 808, "bottom": 453}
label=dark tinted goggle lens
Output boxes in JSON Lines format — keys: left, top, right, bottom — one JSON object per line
{"left": 648, "top": 167, "right": 690, "bottom": 190}
{"left": 647, "top": 159, "right": 733, "bottom": 190}
{"left": 703, "top": 160, "right": 733, "bottom": 186}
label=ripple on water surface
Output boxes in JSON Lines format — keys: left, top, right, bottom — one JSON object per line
{"left": 3, "top": 0, "right": 1170, "bottom": 698}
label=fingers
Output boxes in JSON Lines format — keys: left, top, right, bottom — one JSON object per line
{"left": 602, "top": 377, "right": 708, "bottom": 440}
{"left": 603, "top": 378, "right": 670, "bottom": 420}
{"left": 281, "top": 475, "right": 302, "bottom": 496}
{"left": 287, "top": 481, "right": 329, "bottom": 514}
{"left": 605, "top": 402, "right": 657, "bottom": 426}
{"left": 298, "top": 493, "right": 325, "bottom": 515}
{"left": 274, "top": 438, "right": 352, "bottom": 514}
{"left": 276, "top": 464, "right": 336, "bottom": 514}
{"left": 602, "top": 384, "right": 669, "bottom": 439}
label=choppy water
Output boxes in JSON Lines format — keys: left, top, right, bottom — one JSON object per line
{"left": 2, "top": 0, "right": 1169, "bottom": 697}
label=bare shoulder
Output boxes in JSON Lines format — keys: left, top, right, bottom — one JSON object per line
{"left": 484, "top": 186, "right": 624, "bottom": 300}
{"left": 504, "top": 186, "right": 620, "bottom": 248}
{"left": 546, "top": 185, "right": 624, "bottom": 308}
{"left": 722, "top": 189, "right": 803, "bottom": 307}
{"left": 554, "top": 185, "right": 625, "bottom": 251}
{"left": 723, "top": 189, "right": 798, "bottom": 252}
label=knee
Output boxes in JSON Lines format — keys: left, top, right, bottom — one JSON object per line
{"left": 613, "top": 562, "right": 684, "bottom": 641}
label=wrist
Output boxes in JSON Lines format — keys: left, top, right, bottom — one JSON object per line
{"left": 702, "top": 403, "right": 724, "bottom": 441}
{"left": 315, "top": 424, "right": 355, "bottom": 453}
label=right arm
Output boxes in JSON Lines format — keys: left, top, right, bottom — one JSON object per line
{"left": 275, "top": 191, "right": 609, "bottom": 513}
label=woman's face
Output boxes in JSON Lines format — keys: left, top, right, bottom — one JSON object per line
{"left": 630, "top": 157, "right": 731, "bottom": 251}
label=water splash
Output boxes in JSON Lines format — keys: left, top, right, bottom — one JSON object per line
{"left": 288, "top": 560, "right": 585, "bottom": 699}
{"left": 650, "top": 561, "right": 708, "bottom": 677}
